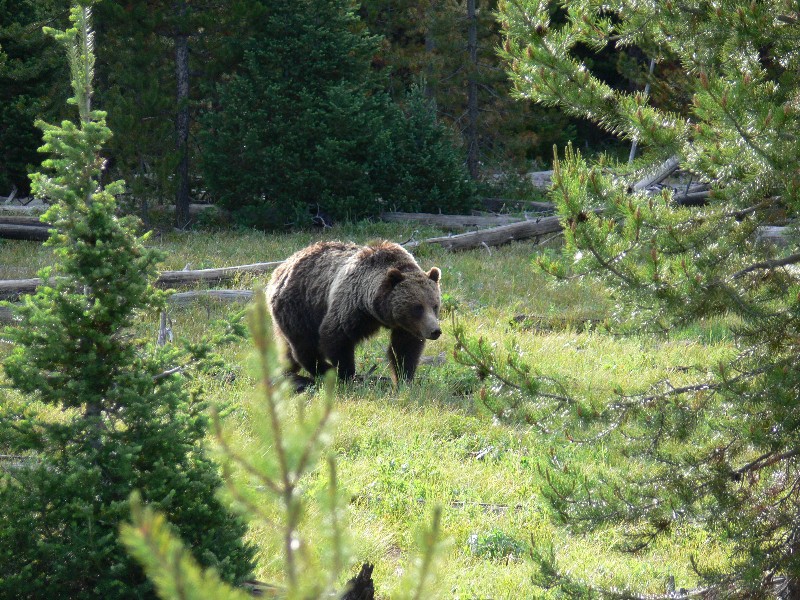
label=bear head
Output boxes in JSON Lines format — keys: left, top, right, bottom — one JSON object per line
{"left": 386, "top": 266, "right": 442, "bottom": 341}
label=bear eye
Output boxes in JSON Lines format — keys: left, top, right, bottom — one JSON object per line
{"left": 413, "top": 304, "right": 424, "bottom": 317}
{"left": 434, "top": 304, "right": 439, "bottom": 313}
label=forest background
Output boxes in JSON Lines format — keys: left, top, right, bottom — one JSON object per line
{"left": 0, "top": 0, "right": 642, "bottom": 227}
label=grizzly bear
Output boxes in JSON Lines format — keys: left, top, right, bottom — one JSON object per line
{"left": 267, "top": 240, "right": 442, "bottom": 386}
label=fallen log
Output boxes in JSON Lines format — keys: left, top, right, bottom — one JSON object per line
{"left": 0, "top": 186, "right": 18, "bottom": 204}
{"left": 0, "top": 200, "right": 46, "bottom": 213}
{"left": 0, "top": 223, "right": 50, "bottom": 241}
{"left": 629, "top": 155, "right": 681, "bottom": 192}
{"left": 157, "top": 261, "right": 283, "bottom": 286}
{"left": 0, "top": 261, "right": 283, "bottom": 302}
{"left": 0, "top": 216, "right": 48, "bottom": 226}
{"left": 0, "top": 201, "right": 217, "bottom": 214}
{"left": 0, "top": 278, "right": 40, "bottom": 300}
{"left": 481, "top": 197, "right": 555, "bottom": 213}
{"left": 168, "top": 289, "right": 254, "bottom": 306}
{"left": 408, "top": 215, "right": 565, "bottom": 251}
{"left": 756, "top": 226, "right": 789, "bottom": 247}
{"left": 380, "top": 212, "right": 524, "bottom": 229}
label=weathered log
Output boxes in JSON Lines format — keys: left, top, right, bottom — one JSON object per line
{"left": 0, "top": 216, "right": 48, "bottom": 226}
{"left": 0, "top": 278, "right": 40, "bottom": 300}
{"left": 0, "top": 186, "right": 18, "bottom": 204}
{"left": 380, "top": 211, "right": 524, "bottom": 229}
{"left": 756, "top": 226, "right": 789, "bottom": 247}
{"left": 408, "top": 215, "right": 565, "bottom": 251}
{"left": 156, "top": 261, "right": 283, "bottom": 286}
{"left": 0, "top": 262, "right": 283, "bottom": 302}
{"left": 630, "top": 155, "right": 681, "bottom": 192}
{"left": 168, "top": 289, "right": 254, "bottom": 306}
{"left": 0, "top": 201, "right": 218, "bottom": 213}
{"left": 0, "top": 224, "right": 50, "bottom": 241}
{"left": 481, "top": 197, "right": 555, "bottom": 213}
{"left": 0, "top": 199, "right": 45, "bottom": 213}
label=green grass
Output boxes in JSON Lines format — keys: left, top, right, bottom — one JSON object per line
{"left": 0, "top": 223, "right": 734, "bottom": 598}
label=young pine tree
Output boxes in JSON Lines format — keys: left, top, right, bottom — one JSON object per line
{"left": 457, "top": 0, "right": 800, "bottom": 595}
{"left": 0, "top": 4, "right": 253, "bottom": 597}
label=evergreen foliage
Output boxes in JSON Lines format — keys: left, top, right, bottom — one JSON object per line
{"left": 91, "top": 0, "right": 179, "bottom": 207}
{"left": 199, "top": 0, "right": 475, "bottom": 228}
{"left": 0, "top": 5, "right": 253, "bottom": 597}
{"left": 0, "top": 0, "right": 70, "bottom": 196}
{"left": 91, "top": 0, "right": 263, "bottom": 213}
{"left": 359, "top": 0, "right": 580, "bottom": 168}
{"left": 372, "top": 85, "right": 477, "bottom": 214}
{"left": 455, "top": 0, "right": 800, "bottom": 595}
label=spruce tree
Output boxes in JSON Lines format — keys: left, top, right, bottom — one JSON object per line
{"left": 199, "top": 0, "right": 475, "bottom": 227}
{"left": 455, "top": 0, "right": 800, "bottom": 595}
{"left": 0, "top": 4, "right": 253, "bottom": 597}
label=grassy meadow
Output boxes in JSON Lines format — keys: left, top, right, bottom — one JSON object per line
{"left": 0, "top": 222, "right": 734, "bottom": 598}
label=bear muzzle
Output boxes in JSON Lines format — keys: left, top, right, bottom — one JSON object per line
{"left": 427, "top": 328, "right": 442, "bottom": 340}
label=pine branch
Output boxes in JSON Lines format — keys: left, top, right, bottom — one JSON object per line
{"left": 121, "top": 494, "right": 252, "bottom": 600}
{"left": 730, "top": 252, "right": 800, "bottom": 280}
{"left": 734, "top": 449, "right": 800, "bottom": 477}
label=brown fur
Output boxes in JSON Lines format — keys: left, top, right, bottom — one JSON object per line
{"left": 267, "top": 241, "right": 442, "bottom": 386}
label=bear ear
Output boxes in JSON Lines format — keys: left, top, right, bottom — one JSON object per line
{"left": 387, "top": 267, "right": 405, "bottom": 287}
{"left": 427, "top": 267, "right": 441, "bottom": 283}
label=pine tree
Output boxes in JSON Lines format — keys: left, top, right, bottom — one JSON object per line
{"left": 0, "top": 4, "right": 254, "bottom": 597}
{"left": 199, "top": 0, "right": 475, "bottom": 228}
{"left": 453, "top": 0, "right": 800, "bottom": 595}
{"left": 88, "top": 0, "right": 261, "bottom": 221}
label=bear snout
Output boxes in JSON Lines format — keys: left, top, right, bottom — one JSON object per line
{"left": 428, "top": 328, "right": 442, "bottom": 340}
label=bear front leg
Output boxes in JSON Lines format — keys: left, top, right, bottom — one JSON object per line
{"left": 319, "top": 322, "right": 357, "bottom": 380}
{"left": 388, "top": 329, "right": 426, "bottom": 384}
{"left": 322, "top": 339, "right": 357, "bottom": 380}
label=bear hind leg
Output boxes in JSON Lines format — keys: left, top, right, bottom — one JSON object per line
{"left": 289, "top": 341, "right": 332, "bottom": 378}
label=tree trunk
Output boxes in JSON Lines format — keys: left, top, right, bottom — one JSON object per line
{"left": 466, "top": 0, "right": 479, "bottom": 179}
{"left": 174, "top": 0, "right": 191, "bottom": 229}
{"left": 424, "top": 5, "right": 436, "bottom": 101}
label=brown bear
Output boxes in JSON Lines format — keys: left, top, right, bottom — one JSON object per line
{"left": 267, "top": 240, "right": 442, "bottom": 386}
